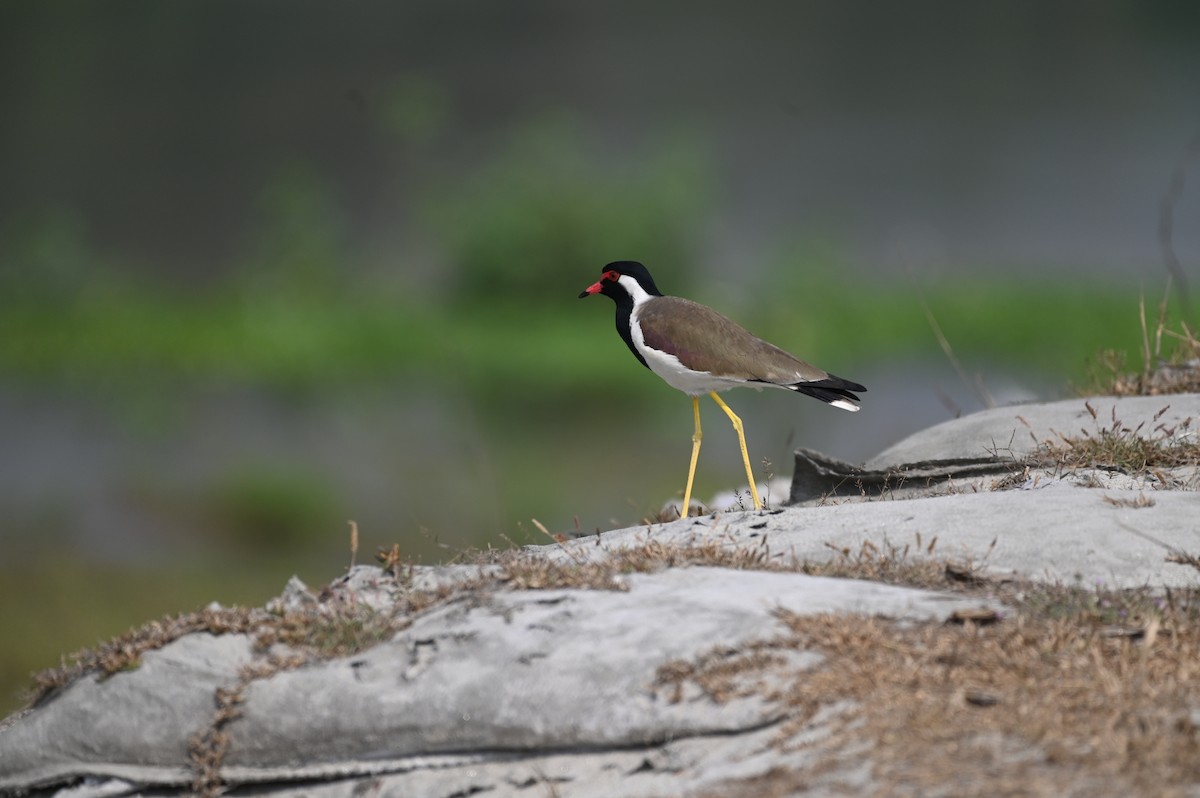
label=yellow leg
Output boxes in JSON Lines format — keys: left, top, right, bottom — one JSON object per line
{"left": 680, "top": 396, "right": 702, "bottom": 518}
{"left": 708, "top": 392, "right": 762, "bottom": 511}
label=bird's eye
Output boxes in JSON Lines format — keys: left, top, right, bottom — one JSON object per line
{"left": 603, "top": 270, "right": 620, "bottom": 281}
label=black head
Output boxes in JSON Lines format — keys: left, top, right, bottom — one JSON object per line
{"left": 577, "top": 261, "right": 664, "bottom": 301}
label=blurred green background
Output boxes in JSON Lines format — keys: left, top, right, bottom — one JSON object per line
{"left": 1, "top": 2, "right": 1198, "bottom": 715}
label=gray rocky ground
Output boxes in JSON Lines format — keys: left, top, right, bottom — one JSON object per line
{"left": 1, "top": 394, "right": 1198, "bottom": 797}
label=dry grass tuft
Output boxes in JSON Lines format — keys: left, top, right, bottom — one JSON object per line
{"left": 806, "top": 534, "right": 979, "bottom": 589}
{"left": 656, "top": 640, "right": 790, "bottom": 705}
{"left": 676, "top": 582, "right": 1200, "bottom": 796}
{"left": 1101, "top": 492, "right": 1156, "bottom": 509}
{"left": 497, "top": 556, "right": 630, "bottom": 591}
{"left": 189, "top": 650, "right": 310, "bottom": 797}
{"left": 1084, "top": 289, "right": 1200, "bottom": 397}
{"left": 28, "top": 607, "right": 268, "bottom": 705}
{"left": 256, "top": 606, "right": 400, "bottom": 659}
{"left": 515, "top": 531, "right": 981, "bottom": 593}
{"left": 1166, "top": 550, "right": 1200, "bottom": 574}
{"left": 602, "top": 534, "right": 788, "bottom": 575}
{"left": 1023, "top": 401, "right": 1199, "bottom": 479}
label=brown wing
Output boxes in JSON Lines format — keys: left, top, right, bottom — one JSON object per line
{"left": 637, "top": 297, "right": 830, "bottom": 383}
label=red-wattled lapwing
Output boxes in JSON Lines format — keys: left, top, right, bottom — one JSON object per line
{"left": 579, "top": 261, "right": 865, "bottom": 517}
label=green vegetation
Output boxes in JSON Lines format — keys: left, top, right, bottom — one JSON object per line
{"left": 1, "top": 115, "right": 1178, "bottom": 399}
{"left": 209, "top": 465, "right": 343, "bottom": 551}
{"left": 1023, "top": 400, "right": 1199, "bottom": 478}
{"left": 0, "top": 261, "right": 1166, "bottom": 399}
{"left": 426, "top": 116, "right": 711, "bottom": 304}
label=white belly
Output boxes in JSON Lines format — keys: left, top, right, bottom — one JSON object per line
{"left": 630, "top": 309, "right": 755, "bottom": 396}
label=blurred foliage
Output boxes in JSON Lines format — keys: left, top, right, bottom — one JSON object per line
{"left": 424, "top": 115, "right": 710, "bottom": 303}
{"left": 237, "top": 162, "right": 347, "bottom": 303}
{"left": 745, "top": 240, "right": 1189, "bottom": 385}
{"left": 0, "top": 238, "right": 1166, "bottom": 400}
{"left": 209, "top": 464, "right": 342, "bottom": 551}
{"left": 0, "top": 113, "right": 1169, "bottom": 398}
{"left": 0, "top": 209, "right": 110, "bottom": 306}
{"left": 379, "top": 73, "right": 450, "bottom": 146}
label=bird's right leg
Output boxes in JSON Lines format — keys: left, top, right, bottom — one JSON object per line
{"left": 709, "top": 392, "right": 762, "bottom": 511}
{"left": 680, "top": 396, "right": 702, "bottom": 518}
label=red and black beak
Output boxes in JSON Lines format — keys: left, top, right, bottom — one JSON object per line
{"left": 579, "top": 268, "right": 620, "bottom": 299}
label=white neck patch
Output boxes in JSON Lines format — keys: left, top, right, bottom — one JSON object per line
{"left": 616, "top": 274, "right": 655, "bottom": 308}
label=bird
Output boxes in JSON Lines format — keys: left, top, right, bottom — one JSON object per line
{"left": 579, "top": 260, "right": 865, "bottom": 518}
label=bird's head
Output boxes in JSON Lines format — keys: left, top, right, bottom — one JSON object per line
{"left": 578, "top": 261, "right": 663, "bottom": 303}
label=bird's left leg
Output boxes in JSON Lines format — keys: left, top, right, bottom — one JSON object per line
{"left": 680, "top": 396, "right": 703, "bottom": 518}
{"left": 708, "top": 392, "right": 762, "bottom": 511}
